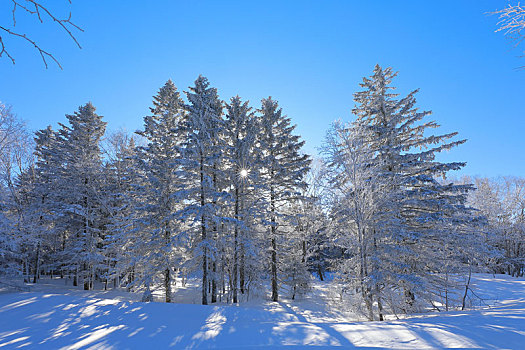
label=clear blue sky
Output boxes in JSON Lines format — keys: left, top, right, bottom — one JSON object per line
{"left": 1, "top": 0, "right": 523, "bottom": 177}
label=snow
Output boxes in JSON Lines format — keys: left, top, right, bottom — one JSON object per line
{"left": 1, "top": 274, "right": 524, "bottom": 349}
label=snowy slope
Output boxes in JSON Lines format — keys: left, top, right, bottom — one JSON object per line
{"left": 0, "top": 274, "right": 524, "bottom": 349}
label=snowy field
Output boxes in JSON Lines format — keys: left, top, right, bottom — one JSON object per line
{"left": 1, "top": 274, "right": 524, "bottom": 349}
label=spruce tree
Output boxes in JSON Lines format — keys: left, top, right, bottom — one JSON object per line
{"left": 223, "top": 95, "right": 259, "bottom": 303}
{"left": 325, "top": 65, "right": 476, "bottom": 319}
{"left": 57, "top": 103, "right": 107, "bottom": 290}
{"left": 134, "top": 80, "right": 187, "bottom": 302}
{"left": 258, "top": 97, "right": 310, "bottom": 302}
{"left": 30, "top": 126, "right": 67, "bottom": 281}
{"left": 182, "top": 75, "right": 225, "bottom": 305}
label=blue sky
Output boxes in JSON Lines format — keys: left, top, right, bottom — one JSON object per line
{"left": 0, "top": 0, "right": 523, "bottom": 177}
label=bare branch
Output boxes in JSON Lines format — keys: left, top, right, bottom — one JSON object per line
{"left": 491, "top": 2, "right": 525, "bottom": 69}
{"left": 0, "top": 25, "right": 61, "bottom": 69}
{"left": 22, "top": 0, "right": 84, "bottom": 48}
{"left": 0, "top": 0, "right": 83, "bottom": 69}
{"left": 493, "top": 2, "right": 525, "bottom": 38}
{"left": 0, "top": 36, "right": 15, "bottom": 65}
{"left": 12, "top": 2, "right": 17, "bottom": 26}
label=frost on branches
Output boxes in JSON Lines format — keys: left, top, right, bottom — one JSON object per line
{"left": 323, "top": 66, "right": 480, "bottom": 320}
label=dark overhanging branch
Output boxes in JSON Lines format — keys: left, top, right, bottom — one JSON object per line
{"left": 0, "top": 0, "right": 83, "bottom": 69}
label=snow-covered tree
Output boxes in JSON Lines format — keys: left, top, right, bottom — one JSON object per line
{"left": 281, "top": 159, "right": 329, "bottom": 299}
{"left": 493, "top": 2, "right": 525, "bottom": 68}
{"left": 0, "top": 103, "right": 33, "bottom": 193}
{"left": 323, "top": 119, "right": 390, "bottom": 320}
{"left": 258, "top": 97, "right": 310, "bottom": 302}
{"left": 0, "top": 104, "right": 36, "bottom": 278}
{"left": 56, "top": 103, "right": 107, "bottom": 290}
{"left": 181, "top": 75, "right": 226, "bottom": 305}
{"left": 102, "top": 130, "right": 139, "bottom": 290}
{"left": 324, "top": 65, "right": 477, "bottom": 319}
{"left": 467, "top": 176, "right": 525, "bottom": 277}
{"left": 222, "top": 95, "right": 261, "bottom": 303}
{"left": 133, "top": 80, "right": 188, "bottom": 302}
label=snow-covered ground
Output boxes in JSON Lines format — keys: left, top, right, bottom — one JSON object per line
{"left": 1, "top": 274, "right": 524, "bottom": 349}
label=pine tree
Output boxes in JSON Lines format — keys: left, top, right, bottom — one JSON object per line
{"left": 258, "top": 97, "right": 310, "bottom": 302}
{"left": 31, "top": 126, "right": 64, "bottom": 280}
{"left": 182, "top": 75, "right": 225, "bottom": 305}
{"left": 56, "top": 103, "right": 107, "bottom": 290}
{"left": 30, "top": 125, "right": 77, "bottom": 282}
{"left": 134, "top": 80, "right": 187, "bottom": 302}
{"left": 324, "top": 65, "right": 476, "bottom": 319}
{"left": 223, "top": 95, "right": 259, "bottom": 303}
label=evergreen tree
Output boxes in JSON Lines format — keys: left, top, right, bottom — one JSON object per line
{"left": 134, "top": 80, "right": 188, "bottom": 302}
{"left": 182, "top": 75, "right": 225, "bottom": 305}
{"left": 223, "top": 95, "right": 260, "bottom": 303}
{"left": 258, "top": 97, "right": 310, "bottom": 302}
{"left": 56, "top": 103, "right": 107, "bottom": 290}
{"left": 324, "top": 65, "right": 476, "bottom": 319}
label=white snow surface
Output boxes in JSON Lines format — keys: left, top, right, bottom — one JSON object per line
{"left": 0, "top": 274, "right": 524, "bottom": 349}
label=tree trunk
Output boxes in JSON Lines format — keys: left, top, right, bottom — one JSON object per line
{"left": 201, "top": 155, "right": 208, "bottom": 305}
{"left": 404, "top": 288, "right": 415, "bottom": 312}
{"left": 376, "top": 284, "right": 384, "bottom": 321}
{"left": 73, "top": 267, "right": 78, "bottom": 286}
{"left": 33, "top": 242, "right": 40, "bottom": 283}
{"left": 142, "top": 281, "right": 153, "bottom": 302}
{"left": 377, "top": 296, "right": 384, "bottom": 321}
{"left": 445, "top": 270, "right": 449, "bottom": 312}
{"left": 271, "top": 236, "right": 278, "bottom": 302}
{"left": 83, "top": 263, "right": 90, "bottom": 290}
{"left": 317, "top": 263, "right": 324, "bottom": 281}
{"left": 165, "top": 223, "right": 172, "bottom": 303}
{"left": 23, "top": 259, "right": 29, "bottom": 283}
{"left": 165, "top": 268, "right": 171, "bottom": 303}
{"left": 83, "top": 178, "right": 90, "bottom": 291}
{"left": 211, "top": 261, "right": 217, "bottom": 303}
{"left": 270, "top": 185, "right": 278, "bottom": 302}
{"left": 364, "top": 289, "right": 374, "bottom": 321}
{"left": 240, "top": 244, "right": 245, "bottom": 294}
{"left": 127, "top": 266, "right": 134, "bottom": 292}
{"left": 233, "top": 187, "right": 239, "bottom": 303}
{"left": 221, "top": 257, "right": 226, "bottom": 301}
{"left": 210, "top": 166, "right": 218, "bottom": 304}
{"left": 461, "top": 264, "right": 472, "bottom": 311}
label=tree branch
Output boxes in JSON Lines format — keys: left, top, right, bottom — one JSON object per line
{"left": 0, "top": 0, "right": 83, "bottom": 69}
{"left": 0, "top": 25, "right": 62, "bottom": 69}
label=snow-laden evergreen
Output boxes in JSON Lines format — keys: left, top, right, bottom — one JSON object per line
{"left": 133, "top": 80, "right": 188, "bottom": 302}
{"left": 57, "top": 103, "right": 107, "bottom": 290}
{"left": 182, "top": 76, "right": 227, "bottom": 305}
{"left": 323, "top": 65, "right": 481, "bottom": 320}
{"left": 258, "top": 97, "right": 311, "bottom": 302}
{"left": 222, "top": 95, "right": 260, "bottom": 303}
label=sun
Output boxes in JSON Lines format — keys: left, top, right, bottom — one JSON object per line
{"left": 239, "top": 168, "right": 249, "bottom": 178}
